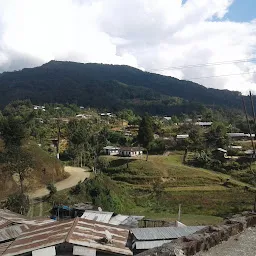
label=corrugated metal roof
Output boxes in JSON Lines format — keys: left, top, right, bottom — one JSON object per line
{"left": 81, "top": 210, "right": 114, "bottom": 223}
{"left": 3, "top": 220, "right": 74, "bottom": 256}
{"left": 109, "top": 215, "right": 129, "bottom": 225}
{"left": 0, "top": 209, "right": 54, "bottom": 226}
{"left": 0, "top": 219, "right": 11, "bottom": 229}
{"left": 67, "top": 218, "right": 132, "bottom": 255}
{"left": 0, "top": 224, "right": 30, "bottom": 242}
{"left": 131, "top": 226, "right": 205, "bottom": 240}
{"left": 0, "top": 241, "right": 12, "bottom": 255}
{"left": 177, "top": 135, "right": 189, "bottom": 139}
{"left": 103, "top": 146, "right": 120, "bottom": 150}
{"left": 195, "top": 122, "right": 212, "bottom": 126}
{"left": 119, "top": 216, "right": 144, "bottom": 228}
{"left": 3, "top": 218, "right": 132, "bottom": 256}
{"left": 134, "top": 240, "right": 173, "bottom": 250}
{"left": 217, "top": 148, "right": 227, "bottom": 153}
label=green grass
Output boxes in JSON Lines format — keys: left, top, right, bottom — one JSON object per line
{"left": 100, "top": 153, "right": 255, "bottom": 224}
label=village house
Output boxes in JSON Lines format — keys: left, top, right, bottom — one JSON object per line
{"left": 119, "top": 147, "right": 143, "bottom": 157}
{"left": 103, "top": 146, "right": 120, "bottom": 155}
{"left": 212, "top": 148, "right": 228, "bottom": 159}
{"left": 130, "top": 225, "right": 204, "bottom": 253}
{"left": 2, "top": 217, "right": 133, "bottom": 256}
{"left": 33, "top": 105, "right": 45, "bottom": 111}
{"left": 227, "top": 133, "right": 255, "bottom": 140}
{"left": 195, "top": 122, "right": 212, "bottom": 127}
{"left": 176, "top": 134, "right": 189, "bottom": 140}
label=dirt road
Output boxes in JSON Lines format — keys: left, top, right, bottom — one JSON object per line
{"left": 29, "top": 166, "right": 90, "bottom": 199}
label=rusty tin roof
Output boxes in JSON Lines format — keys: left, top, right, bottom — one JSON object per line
{"left": 3, "top": 218, "right": 132, "bottom": 256}
{"left": 0, "top": 209, "right": 54, "bottom": 226}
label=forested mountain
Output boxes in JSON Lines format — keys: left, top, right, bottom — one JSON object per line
{"left": 0, "top": 60, "right": 245, "bottom": 115}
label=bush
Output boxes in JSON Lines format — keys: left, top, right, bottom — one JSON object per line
{"left": 5, "top": 193, "right": 30, "bottom": 215}
{"left": 47, "top": 183, "right": 57, "bottom": 196}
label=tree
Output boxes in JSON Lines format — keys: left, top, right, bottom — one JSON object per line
{"left": 67, "top": 119, "right": 107, "bottom": 170}
{"left": 5, "top": 193, "right": 30, "bottom": 215}
{"left": 205, "top": 123, "right": 229, "bottom": 149}
{"left": 137, "top": 114, "right": 154, "bottom": 161}
{"left": 181, "top": 125, "right": 205, "bottom": 164}
{"left": 3, "top": 146, "right": 34, "bottom": 195}
{"left": 0, "top": 116, "right": 27, "bottom": 147}
{"left": 47, "top": 183, "right": 57, "bottom": 197}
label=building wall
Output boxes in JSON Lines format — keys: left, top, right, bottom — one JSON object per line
{"left": 119, "top": 150, "right": 143, "bottom": 157}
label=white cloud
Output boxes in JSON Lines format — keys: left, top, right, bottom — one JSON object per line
{"left": 0, "top": 0, "right": 255, "bottom": 94}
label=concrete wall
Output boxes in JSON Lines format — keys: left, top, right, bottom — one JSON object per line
{"left": 137, "top": 212, "right": 256, "bottom": 256}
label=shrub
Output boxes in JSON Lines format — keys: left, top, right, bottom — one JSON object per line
{"left": 5, "top": 193, "right": 30, "bottom": 215}
{"left": 47, "top": 183, "right": 57, "bottom": 196}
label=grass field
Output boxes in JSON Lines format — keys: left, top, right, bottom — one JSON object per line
{"left": 100, "top": 152, "right": 255, "bottom": 224}
{"left": 28, "top": 152, "right": 255, "bottom": 226}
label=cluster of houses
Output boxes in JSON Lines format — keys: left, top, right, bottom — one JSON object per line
{"left": 103, "top": 146, "right": 143, "bottom": 157}
{"left": 33, "top": 105, "right": 45, "bottom": 111}
{"left": 0, "top": 208, "right": 205, "bottom": 256}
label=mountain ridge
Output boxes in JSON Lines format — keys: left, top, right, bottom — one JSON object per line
{"left": 0, "top": 60, "right": 244, "bottom": 114}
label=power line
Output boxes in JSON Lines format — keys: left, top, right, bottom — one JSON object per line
{"left": 151, "top": 58, "right": 256, "bottom": 71}
{"left": 186, "top": 71, "right": 256, "bottom": 80}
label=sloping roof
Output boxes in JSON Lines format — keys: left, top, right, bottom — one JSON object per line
{"left": 0, "top": 242, "right": 12, "bottom": 255}
{"left": 119, "top": 216, "right": 144, "bottom": 228}
{"left": 195, "top": 122, "right": 212, "bottom": 126}
{"left": 3, "top": 220, "right": 74, "bottom": 256}
{"left": 81, "top": 210, "right": 114, "bottom": 223}
{"left": 119, "top": 147, "right": 143, "bottom": 152}
{"left": 244, "top": 149, "right": 254, "bottom": 155}
{"left": 131, "top": 226, "right": 205, "bottom": 240}
{"left": 134, "top": 240, "right": 173, "bottom": 250}
{"left": 0, "top": 209, "right": 54, "bottom": 226}
{"left": 3, "top": 218, "right": 132, "bottom": 256}
{"left": 0, "top": 224, "right": 30, "bottom": 243}
{"left": 67, "top": 218, "right": 132, "bottom": 255}
{"left": 216, "top": 148, "right": 227, "bottom": 153}
{"left": 176, "top": 134, "right": 189, "bottom": 139}
{"left": 103, "top": 146, "right": 120, "bottom": 150}
{"left": 227, "top": 133, "right": 255, "bottom": 138}
{"left": 0, "top": 218, "right": 11, "bottom": 229}
{"left": 229, "top": 146, "right": 242, "bottom": 149}
{"left": 81, "top": 211, "right": 144, "bottom": 228}
{"left": 109, "top": 214, "right": 129, "bottom": 225}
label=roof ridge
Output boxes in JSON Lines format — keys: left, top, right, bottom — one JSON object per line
{"left": 65, "top": 217, "right": 79, "bottom": 243}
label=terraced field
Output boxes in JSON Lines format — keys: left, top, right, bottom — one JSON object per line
{"left": 101, "top": 152, "right": 255, "bottom": 225}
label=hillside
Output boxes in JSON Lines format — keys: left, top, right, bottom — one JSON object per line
{"left": 0, "top": 61, "right": 246, "bottom": 115}
{"left": 100, "top": 153, "right": 255, "bottom": 224}
{"left": 0, "top": 141, "right": 67, "bottom": 200}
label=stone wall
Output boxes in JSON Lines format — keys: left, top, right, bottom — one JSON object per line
{"left": 137, "top": 212, "right": 256, "bottom": 256}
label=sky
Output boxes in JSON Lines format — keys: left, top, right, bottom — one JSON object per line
{"left": 0, "top": 0, "right": 255, "bottom": 94}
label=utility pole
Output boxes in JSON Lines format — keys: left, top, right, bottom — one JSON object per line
{"left": 178, "top": 204, "right": 181, "bottom": 222}
{"left": 242, "top": 96, "right": 255, "bottom": 154}
{"left": 248, "top": 91, "right": 256, "bottom": 212}
{"left": 56, "top": 120, "right": 61, "bottom": 159}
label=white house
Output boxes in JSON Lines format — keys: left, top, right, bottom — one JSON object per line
{"left": 33, "top": 105, "right": 45, "bottom": 111}
{"left": 103, "top": 146, "right": 120, "bottom": 155}
{"left": 195, "top": 122, "right": 212, "bottom": 127}
{"left": 119, "top": 147, "right": 143, "bottom": 157}
{"left": 176, "top": 134, "right": 189, "bottom": 139}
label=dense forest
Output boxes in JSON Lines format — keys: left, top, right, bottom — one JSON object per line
{"left": 0, "top": 60, "right": 249, "bottom": 115}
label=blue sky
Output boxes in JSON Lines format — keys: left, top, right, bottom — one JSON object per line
{"left": 225, "top": 0, "right": 255, "bottom": 22}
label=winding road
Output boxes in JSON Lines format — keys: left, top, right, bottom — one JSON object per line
{"left": 29, "top": 166, "right": 91, "bottom": 199}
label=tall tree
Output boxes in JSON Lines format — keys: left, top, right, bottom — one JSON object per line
{"left": 0, "top": 116, "right": 27, "bottom": 147}
{"left": 3, "top": 146, "right": 34, "bottom": 195}
{"left": 205, "top": 122, "right": 229, "bottom": 149}
{"left": 137, "top": 114, "right": 154, "bottom": 161}
{"left": 182, "top": 125, "right": 205, "bottom": 163}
